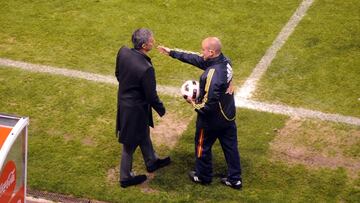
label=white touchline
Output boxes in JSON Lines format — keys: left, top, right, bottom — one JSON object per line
{"left": 0, "top": 58, "right": 179, "bottom": 96}
{"left": 237, "top": 99, "right": 360, "bottom": 126}
{"left": 1, "top": 58, "right": 359, "bottom": 126}
{"left": 0, "top": 58, "right": 117, "bottom": 84}
{"left": 236, "top": 0, "right": 314, "bottom": 100}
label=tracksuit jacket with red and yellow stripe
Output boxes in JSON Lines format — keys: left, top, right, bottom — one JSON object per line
{"left": 169, "top": 50, "right": 236, "bottom": 130}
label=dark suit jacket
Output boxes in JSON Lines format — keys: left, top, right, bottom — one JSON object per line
{"left": 115, "top": 46, "right": 165, "bottom": 146}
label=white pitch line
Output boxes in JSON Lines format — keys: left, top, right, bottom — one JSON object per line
{"left": 1, "top": 58, "right": 359, "bottom": 126}
{"left": 236, "top": 99, "right": 360, "bottom": 126}
{"left": 0, "top": 58, "right": 179, "bottom": 97}
{"left": 0, "top": 0, "right": 358, "bottom": 127}
{"left": 0, "top": 58, "right": 116, "bottom": 84}
{"left": 236, "top": 0, "right": 314, "bottom": 100}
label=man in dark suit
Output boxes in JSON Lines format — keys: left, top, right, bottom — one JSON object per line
{"left": 115, "top": 28, "right": 171, "bottom": 188}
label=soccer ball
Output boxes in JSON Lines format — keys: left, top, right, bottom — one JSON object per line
{"left": 181, "top": 80, "right": 200, "bottom": 100}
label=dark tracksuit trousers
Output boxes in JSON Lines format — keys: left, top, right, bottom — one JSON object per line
{"left": 194, "top": 123, "right": 241, "bottom": 183}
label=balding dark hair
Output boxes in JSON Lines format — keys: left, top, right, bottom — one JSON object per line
{"left": 131, "top": 28, "right": 153, "bottom": 50}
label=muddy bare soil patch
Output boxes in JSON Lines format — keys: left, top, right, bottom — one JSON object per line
{"left": 150, "top": 112, "right": 192, "bottom": 148}
{"left": 270, "top": 118, "right": 360, "bottom": 177}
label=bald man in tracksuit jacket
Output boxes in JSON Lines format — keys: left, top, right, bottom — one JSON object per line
{"left": 158, "top": 39, "right": 242, "bottom": 189}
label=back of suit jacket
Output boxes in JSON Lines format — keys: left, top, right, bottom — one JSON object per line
{"left": 115, "top": 46, "right": 165, "bottom": 146}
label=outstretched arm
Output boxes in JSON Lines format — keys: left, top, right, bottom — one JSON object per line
{"left": 158, "top": 46, "right": 207, "bottom": 70}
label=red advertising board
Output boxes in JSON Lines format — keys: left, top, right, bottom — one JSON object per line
{"left": 0, "top": 114, "right": 28, "bottom": 203}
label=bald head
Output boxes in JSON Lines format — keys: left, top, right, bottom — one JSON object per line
{"left": 203, "top": 37, "right": 222, "bottom": 54}
{"left": 201, "top": 37, "right": 222, "bottom": 60}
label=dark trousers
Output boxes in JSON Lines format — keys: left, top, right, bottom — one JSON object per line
{"left": 120, "top": 127, "right": 158, "bottom": 181}
{"left": 194, "top": 123, "right": 242, "bottom": 182}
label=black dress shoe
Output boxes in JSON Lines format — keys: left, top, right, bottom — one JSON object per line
{"left": 120, "top": 175, "right": 147, "bottom": 188}
{"left": 146, "top": 157, "right": 171, "bottom": 172}
{"left": 220, "top": 177, "right": 242, "bottom": 189}
{"left": 188, "top": 171, "right": 211, "bottom": 185}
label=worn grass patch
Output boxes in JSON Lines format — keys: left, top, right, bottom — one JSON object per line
{"left": 151, "top": 111, "right": 193, "bottom": 149}
{"left": 271, "top": 118, "right": 360, "bottom": 177}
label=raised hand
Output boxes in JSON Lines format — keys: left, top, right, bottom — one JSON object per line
{"left": 157, "top": 45, "right": 171, "bottom": 55}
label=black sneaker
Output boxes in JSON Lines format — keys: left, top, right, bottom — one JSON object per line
{"left": 220, "top": 177, "right": 242, "bottom": 189}
{"left": 120, "top": 175, "right": 147, "bottom": 188}
{"left": 146, "top": 157, "right": 171, "bottom": 172}
{"left": 188, "top": 171, "right": 211, "bottom": 185}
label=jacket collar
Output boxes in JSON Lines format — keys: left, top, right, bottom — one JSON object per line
{"left": 206, "top": 53, "right": 227, "bottom": 66}
{"left": 132, "top": 48, "right": 152, "bottom": 63}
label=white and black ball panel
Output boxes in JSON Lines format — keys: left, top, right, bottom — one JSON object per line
{"left": 181, "top": 80, "right": 200, "bottom": 100}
